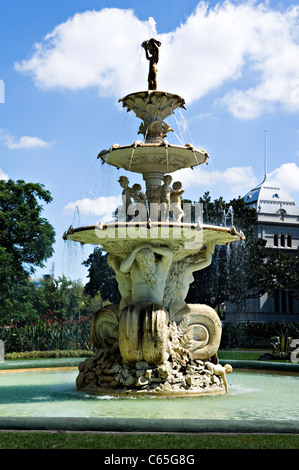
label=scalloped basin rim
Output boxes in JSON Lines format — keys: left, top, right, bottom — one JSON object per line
{"left": 63, "top": 223, "right": 245, "bottom": 255}
{"left": 64, "top": 222, "right": 244, "bottom": 236}
{"left": 98, "top": 143, "right": 209, "bottom": 174}
{"left": 118, "top": 90, "right": 187, "bottom": 108}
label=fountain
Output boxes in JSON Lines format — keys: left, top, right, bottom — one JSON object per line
{"left": 63, "top": 38, "right": 245, "bottom": 397}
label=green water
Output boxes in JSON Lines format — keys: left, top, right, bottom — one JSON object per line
{"left": 0, "top": 369, "right": 298, "bottom": 421}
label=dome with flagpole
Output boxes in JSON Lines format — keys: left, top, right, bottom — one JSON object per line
{"left": 244, "top": 175, "right": 299, "bottom": 217}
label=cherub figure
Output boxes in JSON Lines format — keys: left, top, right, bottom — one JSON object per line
{"left": 131, "top": 183, "right": 147, "bottom": 221}
{"left": 170, "top": 181, "right": 184, "bottom": 222}
{"left": 148, "top": 174, "right": 173, "bottom": 221}
{"left": 205, "top": 362, "right": 233, "bottom": 392}
{"left": 142, "top": 38, "right": 161, "bottom": 90}
{"left": 118, "top": 176, "right": 133, "bottom": 221}
{"left": 131, "top": 183, "right": 146, "bottom": 205}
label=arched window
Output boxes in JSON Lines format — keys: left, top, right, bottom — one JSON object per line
{"left": 281, "top": 234, "right": 285, "bottom": 247}
{"left": 274, "top": 234, "right": 278, "bottom": 247}
{"left": 287, "top": 235, "right": 292, "bottom": 248}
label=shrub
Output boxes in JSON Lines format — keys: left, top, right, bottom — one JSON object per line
{"left": 0, "top": 316, "right": 92, "bottom": 353}
{"left": 5, "top": 350, "right": 94, "bottom": 360}
{"left": 221, "top": 321, "right": 299, "bottom": 349}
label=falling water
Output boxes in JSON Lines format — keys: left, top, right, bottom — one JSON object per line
{"left": 165, "top": 145, "right": 169, "bottom": 172}
{"left": 172, "top": 131, "right": 184, "bottom": 146}
{"left": 178, "top": 109, "right": 194, "bottom": 144}
{"left": 72, "top": 204, "right": 81, "bottom": 227}
{"left": 128, "top": 147, "right": 135, "bottom": 171}
{"left": 173, "top": 114, "right": 186, "bottom": 145}
{"left": 144, "top": 127, "right": 149, "bottom": 142}
{"left": 192, "top": 149, "right": 199, "bottom": 165}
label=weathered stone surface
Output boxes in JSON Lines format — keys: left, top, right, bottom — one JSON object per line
{"left": 76, "top": 339, "right": 232, "bottom": 396}
{"left": 124, "top": 375, "right": 135, "bottom": 387}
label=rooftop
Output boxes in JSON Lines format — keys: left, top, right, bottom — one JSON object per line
{"left": 244, "top": 176, "right": 299, "bottom": 217}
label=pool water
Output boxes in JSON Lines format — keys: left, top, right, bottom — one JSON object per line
{"left": 0, "top": 368, "right": 298, "bottom": 421}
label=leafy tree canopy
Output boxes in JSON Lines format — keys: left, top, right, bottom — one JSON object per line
{"left": 82, "top": 247, "right": 120, "bottom": 304}
{"left": 0, "top": 179, "right": 55, "bottom": 278}
{"left": 0, "top": 179, "right": 55, "bottom": 323}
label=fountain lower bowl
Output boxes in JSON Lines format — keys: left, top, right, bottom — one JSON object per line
{"left": 0, "top": 362, "right": 298, "bottom": 433}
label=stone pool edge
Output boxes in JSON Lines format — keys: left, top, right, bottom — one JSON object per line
{"left": 0, "top": 416, "right": 298, "bottom": 434}
{"left": 1, "top": 358, "right": 299, "bottom": 434}
{"left": 1, "top": 358, "right": 299, "bottom": 373}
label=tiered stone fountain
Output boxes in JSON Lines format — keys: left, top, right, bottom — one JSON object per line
{"left": 63, "top": 38, "right": 244, "bottom": 396}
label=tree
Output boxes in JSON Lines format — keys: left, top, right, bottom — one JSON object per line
{"left": 39, "top": 276, "right": 86, "bottom": 320}
{"left": 186, "top": 195, "right": 257, "bottom": 313}
{"left": 0, "top": 179, "right": 55, "bottom": 277}
{"left": 82, "top": 247, "right": 120, "bottom": 304}
{"left": 186, "top": 194, "right": 299, "bottom": 316}
{"left": 0, "top": 179, "right": 55, "bottom": 323}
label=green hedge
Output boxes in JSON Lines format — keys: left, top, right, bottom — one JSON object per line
{"left": 221, "top": 321, "right": 299, "bottom": 349}
{"left": 5, "top": 349, "right": 94, "bottom": 360}
{"left": 0, "top": 317, "right": 92, "bottom": 353}
{"left": 1, "top": 318, "right": 299, "bottom": 354}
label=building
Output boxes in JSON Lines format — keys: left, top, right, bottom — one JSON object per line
{"left": 225, "top": 175, "right": 299, "bottom": 322}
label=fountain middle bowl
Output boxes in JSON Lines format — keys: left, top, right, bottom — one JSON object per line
{"left": 63, "top": 222, "right": 244, "bottom": 260}
{"left": 98, "top": 142, "right": 209, "bottom": 174}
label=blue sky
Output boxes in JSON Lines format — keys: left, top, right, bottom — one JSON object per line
{"left": 1, "top": 0, "right": 299, "bottom": 282}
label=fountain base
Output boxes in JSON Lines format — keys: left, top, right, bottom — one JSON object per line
{"left": 76, "top": 347, "right": 229, "bottom": 397}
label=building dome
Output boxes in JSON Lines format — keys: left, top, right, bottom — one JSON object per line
{"left": 244, "top": 176, "right": 299, "bottom": 217}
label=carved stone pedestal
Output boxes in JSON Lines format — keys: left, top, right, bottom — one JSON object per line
{"left": 76, "top": 302, "right": 232, "bottom": 397}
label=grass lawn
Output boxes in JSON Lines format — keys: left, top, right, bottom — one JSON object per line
{"left": 0, "top": 431, "right": 299, "bottom": 449}
{"left": 218, "top": 349, "right": 265, "bottom": 361}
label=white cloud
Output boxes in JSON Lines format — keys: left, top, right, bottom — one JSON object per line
{"left": 15, "top": 9, "right": 156, "bottom": 97}
{"left": 64, "top": 195, "right": 122, "bottom": 222}
{"left": 0, "top": 129, "right": 52, "bottom": 149}
{"left": 0, "top": 168, "right": 8, "bottom": 180}
{"left": 268, "top": 163, "right": 299, "bottom": 193}
{"left": 172, "top": 165, "right": 258, "bottom": 197}
{"left": 14, "top": 3, "right": 299, "bottom": 118}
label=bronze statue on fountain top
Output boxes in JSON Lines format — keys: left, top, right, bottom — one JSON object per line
{"left": 142, "top": 38, "right": 161, "bottom": 90}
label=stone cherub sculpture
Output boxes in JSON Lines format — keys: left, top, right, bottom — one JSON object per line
{"left": 118, "top": 176, "right": 134, "bottom": 221}
{"left": 148, "top": 174, "right": 173, "bottom": 221}
{"left": 205, "top": 362, "right": 233, "bottom": 392}
{"left": 131, "top": 183, "right": 148, "bottom": 221}
{"left": 141, "top": 38, "right": 161, "bottom": 91}
{"left": 170, "top": 181, "right": 185, "bottom": 222}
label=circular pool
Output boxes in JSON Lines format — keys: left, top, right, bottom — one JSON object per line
{"left": 0, "top": 362, "right": 298, "bottom": 433}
